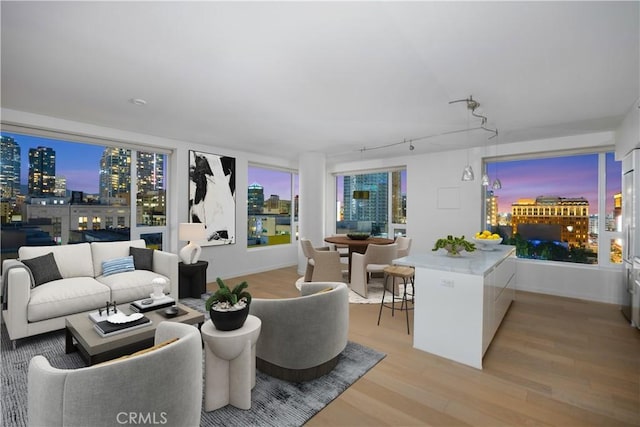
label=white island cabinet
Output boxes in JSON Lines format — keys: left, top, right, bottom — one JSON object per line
{"left": 394, "top": 245, "right": 516, "bottom": 369}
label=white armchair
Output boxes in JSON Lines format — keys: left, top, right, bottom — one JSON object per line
{"left": 28, "top": 322, "right": 203, "bottom": 427}
{"left": 350, "top": 243, "right": 398, "bottom": 298}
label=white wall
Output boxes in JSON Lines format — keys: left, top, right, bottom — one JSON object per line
{"left": 615, "top": 97, "right": 640, "bottom": 159}
{"left": 2, "top": 108, "right": 300, "bottom": 282}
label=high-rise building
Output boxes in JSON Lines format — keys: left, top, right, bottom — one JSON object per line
{"left": 511, "top": 196, "right": 589, "bottom": 247}
{"left": 28, "top": 146, "right": 55, "bottom": 196}
{"left": 0, "top": 136, "right": 21, "bottom": 198}
{"left": 343, "top": 172, "right": 388, "bottom": 232}
{"left": 248, "top": 183, "right": 264, "bottom": 214}
{"left": 137, "top": 152, "right": 164, "bottom": 192}
{"left": 54, "top": 175, "right": 67, "bottom": 197}
{"left": 391, "top": 171, "right": 404, "bottom": 224}
{"left": 485, "top": 190, "right": 499, "bottom": 227}
{"left": 100, "top": 147, "right": 131, "bottom": 203}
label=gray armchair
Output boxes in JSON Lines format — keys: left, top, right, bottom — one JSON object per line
{"left": 28, "top": 322, "right": 203, "bottom": 427}
{"left": 249, "top": 282, "right": 349, "bottom": 382}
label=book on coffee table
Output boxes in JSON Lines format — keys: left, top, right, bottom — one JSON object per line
{"left": 130, "top": 295, "right": 175, "bottom": 313}
{"left": 94, "top": 316, "right": 152, "bottom": 337}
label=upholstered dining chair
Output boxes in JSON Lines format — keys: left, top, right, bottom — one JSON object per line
{"left": 330, "top": 234, "right": 350, "bottom": 258}
{"left": 300, "top": 239, "right": 344, "bottom": 282}
{"left": 395, "top": 236, "right": 412, "bottom": 258}
{"left": 350, "top": 243, "right": 398, "bottom": 298}
{"left": 27, "top": 322, "right": 203, "bottom": 427}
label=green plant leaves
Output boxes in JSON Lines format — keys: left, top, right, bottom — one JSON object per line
{"left": 205, "top": 277, "right": 252, "bottom": 311}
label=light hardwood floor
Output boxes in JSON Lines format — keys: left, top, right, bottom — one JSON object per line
{"left": 210, "top": 266, "right": 640, "bottom": 426}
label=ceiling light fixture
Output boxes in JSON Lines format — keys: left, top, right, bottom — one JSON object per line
{"left": 347, "top": 94, "right": 497, "bottom": 157}
{"left": 481, "top": 135, "right": 491, "bottom": 186}
{"left": 492, "top": 129, "right": 502, "bottom": 190}
{"left": 129, "top": 98, "right": 147, "bottom": 106}
{"left": 448, "top": 95, "right": 498, "bottom": 183}
{"left": 461, "top": 103, "right": 475, "bottom": 181}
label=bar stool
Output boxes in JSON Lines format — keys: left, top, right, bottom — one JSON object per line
{"left": 377, "top": 265, "right": 415, "bottom": 334}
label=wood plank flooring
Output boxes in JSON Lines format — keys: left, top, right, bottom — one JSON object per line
{"left": 210, "top": 266, "right": 640, "bottom": 426}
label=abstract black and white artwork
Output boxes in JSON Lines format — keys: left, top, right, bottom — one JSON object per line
{"left": 188, "top": 150, "right": 236, "bottom": 246}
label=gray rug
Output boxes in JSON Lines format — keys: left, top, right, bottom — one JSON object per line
{"left": 1, "top": 298, "right": 385, "bottom": 427}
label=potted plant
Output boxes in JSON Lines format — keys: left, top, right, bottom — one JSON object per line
{"left": 432, "top": 235, "right": 476, "bottom": 256}
{"left": 205, "top": 277, "right": 252, "bottom": 331}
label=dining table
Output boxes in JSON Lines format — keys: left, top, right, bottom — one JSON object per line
{"left": 324, "top": 235, "right": 395, "bottom": 281}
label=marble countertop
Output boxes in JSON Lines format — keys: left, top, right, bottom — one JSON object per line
{"left": 394, "top": 245, "right": 515, "bottom": 276}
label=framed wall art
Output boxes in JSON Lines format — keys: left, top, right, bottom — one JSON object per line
{"left": 188, "top": 150, "right": 236, "bottom": 246}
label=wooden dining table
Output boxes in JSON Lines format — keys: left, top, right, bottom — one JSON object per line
{"left": 324, "top": 235, "right": 394, "bottom": 281}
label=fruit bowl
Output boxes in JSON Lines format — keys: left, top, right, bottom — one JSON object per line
{"left": 472, "top": 237, "right": 503, "bottom": 251}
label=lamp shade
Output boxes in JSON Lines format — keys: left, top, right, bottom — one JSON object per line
{"left": 179, "top": 223, "right": 205, "bottom": 242}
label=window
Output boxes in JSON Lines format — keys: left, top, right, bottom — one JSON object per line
{"left": 484, "top": 151, "right": 621, "bottom": 265}
{"left": 336, "top": 169, "right": 406, "bottom": 237}
{"left": 247, "top": 166, "right": 298, "bottom": 248}
{"left": 0, "top": 132, "right": 169, "bottom": 262}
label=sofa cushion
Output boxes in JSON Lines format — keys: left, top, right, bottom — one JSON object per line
{"left": 91, "top": 239, "right": 146, "bottom": 277}
{"left": 102, "top": 256, "right": 135, "bottom": 277}
{"left": 21, "top": 253, "right": 63, "bottom": 287}
{"left": 97, "top": 270, "right": 171, "bottom": 302}
{"left": 19, "top": 243, "right": 94, "bottom": 279}
{"left": 27, "top": 277, "right": 111, "bottom": 322}
{"left": 130, "top": 247, "right": 153, "bottom": 271}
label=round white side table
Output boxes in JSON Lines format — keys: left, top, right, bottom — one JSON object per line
{"left": 200, "top": 314, "right": 261, "bottom": 411}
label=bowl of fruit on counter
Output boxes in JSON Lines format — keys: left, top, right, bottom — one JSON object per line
{"left": 472, "top": 230, "right": 503, "bottom": 250}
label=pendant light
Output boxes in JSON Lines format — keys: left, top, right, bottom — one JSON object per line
{"left": 481, "top": 135, "right": 490, "bottom": 186}
{"left": 481, "top": 170, "right": 490, "bottom": 186}
{"left": 461, "top": 106, "right": 474, "bottom": 181}
{"left": 492, "top": 130, "right": 502, "bottom": 189}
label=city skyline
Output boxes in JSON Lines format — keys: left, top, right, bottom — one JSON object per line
{"left": 3, "top": 132, "right": 107, "bottom": 194}
{"left": 487, "top": 153, "right": 620, "bottom": 215}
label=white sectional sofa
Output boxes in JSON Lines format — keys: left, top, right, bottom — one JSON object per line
{"left": 1, "top": 239, "right": 179, "bottom": 347}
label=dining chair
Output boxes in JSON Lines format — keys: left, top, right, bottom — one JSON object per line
{"left": 350, "top": 243, "right": 398, "bottom": 298}
{"left": 395, "top": 236, "right": 412, "bottom": 258}
{"left": 330, "top": 234, "right": 350, "bottom": 258}
{"left": 391, "top": 236, "right": 413, "bottom": 294}
{"left": 300, "top": 239, "right": 344, "bottom": 282}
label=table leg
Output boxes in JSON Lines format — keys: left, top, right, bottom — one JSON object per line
{"left": 65, "top": 327, "right": 75, "bottom": 354}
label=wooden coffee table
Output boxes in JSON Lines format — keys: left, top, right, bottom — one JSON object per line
{"left": 65, "top": 302, "right": 204, "bottom": 365}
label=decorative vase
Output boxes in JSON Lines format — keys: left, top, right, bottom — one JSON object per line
{"left": 444, "top": 244, "right": 465, "bottom": 256}
{"left": 209, "top": 304, "right": 250, "bottom": 331}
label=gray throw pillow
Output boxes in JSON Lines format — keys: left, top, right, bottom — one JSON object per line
{"left": 21, "top": 252, "right": 63, "bottom": 287}
{"left": 130, "top": 246, "right": 154, "bottom": 271}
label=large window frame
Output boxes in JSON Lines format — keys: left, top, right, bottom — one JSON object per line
{"left": 0, "top": 125, "right": 171, "bottom": 258}
{"left": 247, "top": 164, "right": 298, "bottom": 249}
{"left": 335, "top": 168, "right": 407, "bottom": 238}
{"left": 482, "top": 149, "right": 621, "bottom": 267}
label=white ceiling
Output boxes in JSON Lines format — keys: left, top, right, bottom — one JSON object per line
{"left": 1, "top": 1, "right": 638, "bottom": 162}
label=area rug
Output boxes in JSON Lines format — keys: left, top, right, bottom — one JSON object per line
{"left": 294, "top": 276, "right": 407, "bottom": 304}
{"left": 1, "top": 307, "right": 385, "bottom": 427}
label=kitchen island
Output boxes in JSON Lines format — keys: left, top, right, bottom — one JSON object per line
{"left": 394, "top": 245, "right": 516, "bottom": 369}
